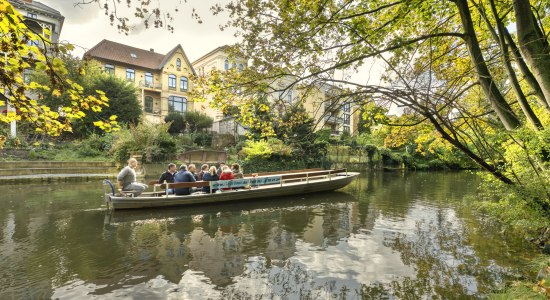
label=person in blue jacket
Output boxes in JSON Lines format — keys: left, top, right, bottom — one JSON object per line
{"left": 173, "top": 164, "right": 196, "bottom": 195}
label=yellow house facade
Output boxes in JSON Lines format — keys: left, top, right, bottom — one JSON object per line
{"left": 84, "top": 40, "right": 196, "bottom": 124}
{"left": 193, "top": 46, "right": 358, "bottom": 136}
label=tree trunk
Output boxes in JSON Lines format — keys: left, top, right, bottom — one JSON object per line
{"left": 488, "top": 0, "right": 543, "bottom": 129}
{"left": 513, "top": 0, "right": 550, "bottom": 109}
{"left": 504, "top": 29, "right": 550, "bottom": 112}
{"left": 454, "top": 0, "right": 521, "bottom": 130}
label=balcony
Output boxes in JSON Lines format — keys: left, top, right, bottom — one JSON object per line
{"left": 324, "top": 115, "right": 344, "bottom": 124}
{"left": 138, "top": 81, "right": 162, "bottom": 90}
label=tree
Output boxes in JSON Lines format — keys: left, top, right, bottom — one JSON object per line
{"left": 0, "top": 1, "right": 117, "bottom": 142}
{"left": 183, "top": 111, "right": 213, "bottom": 133}
{"left": 31, "top": 56, "right": 135, "bottom": 137}
{"left": 74, "top": 75, "right": 140, "bottom": 135}
{"left": 189, "top": 0, "right": 549, "bottom": 186}
{"left": 164, "top": 112, "right": 185, "bottom": 135}
{"left": 77, "top": 0, "right": 549, "bottom": 200}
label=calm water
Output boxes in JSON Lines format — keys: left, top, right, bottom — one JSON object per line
{"left": 0, "top": 171, "right": 538, "bottom": 299}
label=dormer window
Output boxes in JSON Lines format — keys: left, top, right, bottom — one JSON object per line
{"left": 130, "top": 53, "right": 137, "bottom": 59}
{"left": 176, "top": 58, "right": 181, "bottom": 70}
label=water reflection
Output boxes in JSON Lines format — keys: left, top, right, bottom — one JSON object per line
{"left": 0, "top": 172, "right": 538, "bottom": 299}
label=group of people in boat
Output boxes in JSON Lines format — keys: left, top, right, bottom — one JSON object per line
{"left": 116, "top": 157, "right": 244, "bottom": 196}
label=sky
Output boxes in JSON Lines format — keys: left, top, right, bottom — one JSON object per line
{"left": 39, "top": 0, "right": 237, "bottom": 62}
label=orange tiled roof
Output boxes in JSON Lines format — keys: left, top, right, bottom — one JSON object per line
{"left": 85, "top": 39, "right": 196, "bottom": 75}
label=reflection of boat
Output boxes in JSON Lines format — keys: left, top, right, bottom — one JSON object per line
{"left": 103, "top": 169, "right": 359, "bottom": 210}
{"left": 104, "top": 190, "right": 358, "bottom": 225}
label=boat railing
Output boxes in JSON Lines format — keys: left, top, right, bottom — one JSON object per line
{"left": 148, "top": 168, "right": 348, "bottom": 195}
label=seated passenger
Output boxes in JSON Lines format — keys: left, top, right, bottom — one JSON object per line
{"left": 219, "top": 165, "right": 234, "bottom": 190}
{"left": 232, "top": 163, "right": 243, "bottom": 179}
{"left": 158, "top": 163, "right": 177, "bottom": 194}
{"left": 117, "top": 158, "right": 148, "bottom": 196}
{"left": 188, "top": 164, "right": 199, "bottom": 181}
{"left": 217, "top": 162, "right": 226, "bottom": 176}
{"left": 202, "top": 166, "right": 220, "bottom": 193}
{"left": 173, "top": 164, "right": 196, "bottom": 195}
{"left": 198, "top": 164, "right": 209, "bottom": 181}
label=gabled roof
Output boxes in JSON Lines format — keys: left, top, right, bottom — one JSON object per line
{"left": 85, "top": 39, "right": 165, "bottom": 70}
{"left": 192, "top": 45, "right": 230, "bottom": 66}
{"left": 160, "top": 44, "right": 196, "bottom": 76}
{"left": 84, "top": 39, "right": 196, "bottom": 75}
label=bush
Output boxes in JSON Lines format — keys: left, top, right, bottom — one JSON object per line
{"left": 378, "top": 148, "right": 403, "bottom": 168}
{"left": 165, "top": 113, "right": 186, "bottom": 135}
{"left": 110, "top": 122, "right": 177, "bottom": 165}
{"left": 193, "top": 133, "right": 213, "bottom": 147}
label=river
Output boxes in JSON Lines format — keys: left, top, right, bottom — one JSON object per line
{"left": 0, "top": 171, "right": 538, "bottom": 299}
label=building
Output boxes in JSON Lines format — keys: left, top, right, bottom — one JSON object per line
{"left": 192, "top": 46, "right": 358, "bottom": 136}
{"left": 9, "top": 0, "right": 64, "bottom": 45}
{"left": 84, "top": 40, "right": 196, "bottom": 124}
{"left": 192, "top": 45, "right": 247, "bottom": 133}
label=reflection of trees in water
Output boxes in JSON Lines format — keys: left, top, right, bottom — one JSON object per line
{"left": 377, "top": 209, "right": 511, "bottom": 297}
{"left": 222, "top": 257, "right": 364, "bottom": 299}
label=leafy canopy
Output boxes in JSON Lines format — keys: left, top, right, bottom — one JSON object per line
{"left": 0, "top": 0, "right": 117, "bottom": 141}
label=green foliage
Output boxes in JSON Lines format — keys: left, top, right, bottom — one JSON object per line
{"left": 378, "top": 148, "right": 403, "bottom": 168}
{"left": 488, "top": 255, "right": 550, "bottom": 299}
{"left": 184, "top": 111, "right": 214, "bottom": 133}
{"left": 72, "top": 75, "right": 141, "bottom": 137}
{"left": 240, "top": 138, "right": 292, "bottom": 160}
{"left": 165, "top": 112, "right": 185, "bottom": 135}
{"left": 75, "top": 133, "right": 114, "bottom": 157}
{"left": 239, "top": 158, "right": 307, "bottom": 174}
{"left": 193, "top": 132, "right": 213, "bottom": 147}
{"left": 110, "top": 122, "right": 176, "bottom": 165}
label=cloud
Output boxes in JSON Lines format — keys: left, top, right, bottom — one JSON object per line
{"left": 41, "top": 0, "right": 102, "bottom": 24}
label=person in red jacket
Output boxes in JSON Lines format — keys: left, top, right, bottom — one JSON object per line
{"left": 219, "top": 165, "right": 234, "bottom": 190}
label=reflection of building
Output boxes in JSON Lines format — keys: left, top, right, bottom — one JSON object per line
{"left": 84, "top": 40, "right": 196, "bottom": 124}
{"left": 192, "top": 46, "right": 358, "bottom": 136}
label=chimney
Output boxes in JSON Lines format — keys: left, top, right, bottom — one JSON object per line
{"left": 23, "top": 0, "right": 32, "bottom": 3}
{"left": 150, "top": 48, "right": 154, "bottom": 52}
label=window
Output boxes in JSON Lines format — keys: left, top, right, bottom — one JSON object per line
{"left": 23, "top": 69, "right": 31, "bottom": 84}
{"left": 176, "top": 58, "right": 181, "bottom": 70}
{"left": 238, "top": 64, "right": 244, "bottom": 72}
{"left": 105, "top": 64, "right": 114, "bottom": 75}
{"left": 180, "top": 76, "right": 188, "bottom": 91}
{"left": 232, "top": 62, "right": 237, "bottom": 69}
{"left": 343, "top": 126, "right": 350, "bottom": 133}
{"left": 344, "top": 114, "right": 350, "bottom": 125}
{"left": 343, "top": 102, "right": 351, "bottom": 113}
{"left": 144, "top": 96, "right": 153, "bottom": 113}
{"left": 126, "top": 68, "right": 135, "bottom": 81}
{"left": 168, "top": 96, "right": 187, "bottom": 113}
{"left": 168, "top": 74, "right": 176, "bottom": 89}
{"left": 279, "top": 90, "right": 292, "bottom": 103}
{"left": 144, "top": 72, "right": 153, "bottom": 86}
{"left": 224, "top": 59, "right": 229, "bottom": 70}
{"left": 27, "top": 13, "right": 37, "bottom": 19}
{"left": 27, "top": 39, "right": 39, "bottom": 47}
{"left": 130, "top": 53, "right": 137, "bottom": 59}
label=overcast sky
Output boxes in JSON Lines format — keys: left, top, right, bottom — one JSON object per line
{"left": 39, "top": 0, "right": 237, "bottom": 62}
